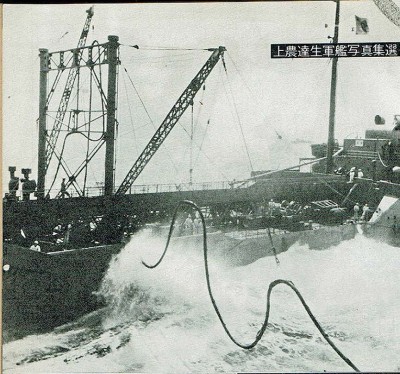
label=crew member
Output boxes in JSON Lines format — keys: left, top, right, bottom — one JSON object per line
{"left": 183, "top": 214, "right": 194, "bottom": 234}
{"left": 30, "top": 240, "right": 41, "bottom": 252}
{"left": 89, "top": 218, "right": 98, "bottom": 242}
{"left": 268, "top": 199, "right": 275, "bottom": 216}
{"left": 357, "top": 169, "right": 364, "bottom": 178}
{"left": 193, "top": 215, "right": 201, "bottom": 234}
{"left": 353, "top": 203, "right": 360, "bottom": 221}
{"left": 64, "top": 223, "right": 72, "bottom": 244}
{"left": 348, "top": 167, "right": 356, "bottom": 183}
{"left": 60, "top": 178, "right": 70, "bottom": 198}
{"left": 361, "top": 203, "right": 370, "bottom": 221}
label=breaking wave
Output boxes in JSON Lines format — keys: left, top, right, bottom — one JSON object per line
{"left": 3, "top": 231, "right": 400, "bottom": 373}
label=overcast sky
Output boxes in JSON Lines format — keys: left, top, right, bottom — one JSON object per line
{"left": 3, "top": 2, "right": 400, "bottom": 193}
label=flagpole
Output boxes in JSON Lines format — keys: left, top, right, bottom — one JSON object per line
{"left": 326, "top": 0, "right": 340, "bottom": 174}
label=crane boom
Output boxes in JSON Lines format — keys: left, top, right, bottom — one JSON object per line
{"left": 44, "top": 6, "right": 94, "bottom": 171}
{"left": 116, "top": 46, "right": 226, "bottom": 195}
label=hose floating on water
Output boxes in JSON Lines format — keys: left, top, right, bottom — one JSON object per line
{"left": 142, "top": 200, "right": 360, "bottom": 372}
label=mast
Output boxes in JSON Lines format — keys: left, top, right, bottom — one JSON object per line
{"left": 326, "top": 0, "right": 340, "bottom": 174}
{"left": 104, "top": 35, "right": 119, "bottom": 196}
{"left": 45, "top": 6, "right": 95, "bottom": 175}
{"left": 37, "top": 48, "right": 49, "bottom": 200}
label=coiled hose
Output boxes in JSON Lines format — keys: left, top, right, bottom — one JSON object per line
{"left": 142, "top": 200, "right": 360, "bottom": 372}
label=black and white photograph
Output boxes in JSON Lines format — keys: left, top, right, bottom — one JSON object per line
{"left": 2, "top": 1, "right": 400, "bottom": 372}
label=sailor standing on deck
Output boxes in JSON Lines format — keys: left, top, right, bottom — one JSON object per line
{"left": 268, "top": 199, "right": 275, "bottom": 216}
{"left": 30, "top": 240, "right": 41, "bottom": 252}
{"left": 353, "top": 203, "right": 360, "bottom": 221}
{"left": 361, "top": 203, "right": 370, "bottom": 221}
{"left": 348, "top": 167, "right": 356, "bottom": 183}
{"left": 193, "top": 214, "right": 201, "bottom": 234}
{"left": 184, "top": 214, "right": 194, "bottom": 235}
{"left": 60, "top": 178, "right": 70, "bottom": 198}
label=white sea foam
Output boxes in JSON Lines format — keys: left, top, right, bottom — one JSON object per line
{"left": 3, "top": 232, "right": 400, "bottom": 373}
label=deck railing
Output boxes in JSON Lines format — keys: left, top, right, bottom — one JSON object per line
{"left": 4, "top": 171, "right": 349, "bottom": 202}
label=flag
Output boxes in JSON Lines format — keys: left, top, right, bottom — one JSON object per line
{"left": 355, "top": 16, "right": 369, "bottom": 34}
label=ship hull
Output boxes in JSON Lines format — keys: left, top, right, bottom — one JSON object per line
{"left": 2, "top": 219, "right": 382, "bottom": 342}
{"left": 160, "top": 223, "right": 357, "bottom": 267}
{"left": 360, "top": 195, "right": 400, "bottom": 247}
{"left": 2, "top": 243, "right": 124, "bottom": 341}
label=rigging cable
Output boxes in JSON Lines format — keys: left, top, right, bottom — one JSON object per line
{"left": 121, "top": 65, "right": 191, "bottom": 181}
{"left": 47, "top": 133, "right": 73, "bottom": 197}
{"left": 193, "top": 67, "right": 225, "bottom": 169}
{"left": 45, "top": 119, "right": 105, "bottom": 197}
{"left": 222, "top": 60, "right": 254, "bottom": 172}
{"left": 45, "top": 125, "right": 78, "bottom": 196}
{"left": 122, "top": 66, "right": 159, "bottom": 127}
{"left": 129, "top": 52, "right": 198, "bottom": 65}
{"left": 120, "top": 44, "right": 211, "bottom": 51}
{"left": 45, "top": 68, "right": 64, "bottom": 108}
{"left": 141, "top": 200, "right": 360, "bottom": 373}
{"left": 193, "top": 117, "right": 212, "bottom": 169}
{"left": 92, "top": 40, "right": 108, "bottom": 118}
{"left": 191, "top": 85, "right": 206, "bottom": 171}
{"left": 45, "top": 45, "right": 107, "bottom": 196}
{"left": 45, "top": 113, "right": 105, "bottom": 140}
{"left": 121, "top": 68, "right": 142, "bottom": 182}
{"left": 122, "top": 58, "right": 230, "bottom": 182}
{"left": 226, "top": 52, "right": 281, "bottom": 141}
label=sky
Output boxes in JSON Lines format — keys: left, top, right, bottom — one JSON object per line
{"left": 3, "top": 1, "right": 400, "bottom": 195}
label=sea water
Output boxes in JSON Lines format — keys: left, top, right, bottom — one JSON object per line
{"left": 3, "top": 230, "right": 400, "bottom": 373}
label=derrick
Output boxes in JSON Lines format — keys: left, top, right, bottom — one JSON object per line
{"left": 116, "top": 46, "right": 226, "bottom": 195}
{"left": 45, "top": 6, "right": 94, "bottom": 171}
{"left": 37, "top": 6, "right": 96, "bottom": 199}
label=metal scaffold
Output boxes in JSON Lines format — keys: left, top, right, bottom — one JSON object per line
{"left": 37, "top": 6, "right": 121, "bottom": 198}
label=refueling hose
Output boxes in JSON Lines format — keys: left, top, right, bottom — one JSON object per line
{"left": 142, "top": 200, "right": 360, "bottom": 372}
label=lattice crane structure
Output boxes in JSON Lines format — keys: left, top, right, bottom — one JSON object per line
{"left": 116, "top": 46, "right": 226, "bottom": 195}
{"left": 37, "top": 6, "right": 120, "bottom": 198}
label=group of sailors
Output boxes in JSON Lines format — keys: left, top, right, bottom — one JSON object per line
{"left": 348, "top": 167, "right": 364, "bottom": 183}
{"left": 334, "top": 166, "right": 364, "bottom": 183}
{"left": 267, "top": 199, "right": 306, "bottom": 217}
{"left": 27, "top": 212, "right": 137, "bottom": 252}
{"left": 207, "top": 199, "right": 313, "bottom": 228}
{"left": 262, "top": 198, "right": 374, "bottom": 226}
{"left": 28, "top": 218, "right": 99, "bottom": 252}
{"left": 352, "top": 202, "right": 371, "bottom": 222}
{"left": 182, "top": 213, "right": 202, "bottom": 235}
